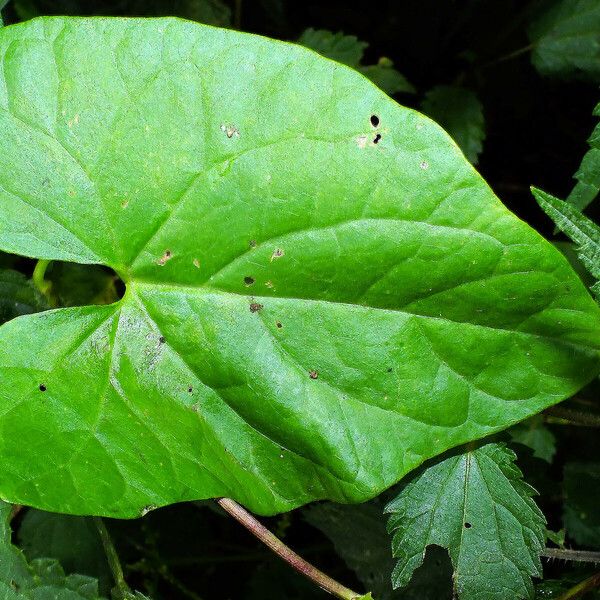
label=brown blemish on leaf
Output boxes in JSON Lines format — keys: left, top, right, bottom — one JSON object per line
{"left": 220, "top": 123, "right": 240, "bottom": 139}
{"left": 121, "top": 199, "right": 129, "bottom": 209}
{"left": 193, "top": 258, "right": 200, "bottom": 269}
{"left": 271, "top": 248, "right": 284, "bottom": 261}
{"left": 420, "top": 160, "right": 429, "bottom": 170}
{"left": 244, "top": 276, "right": 255, "bottom": 286}
{"left": 157, "top": 250, "right": 173, "bottom": 266}
{"left": 276, "top": 321, "right": 283, "bottom": 329}
{"left": 249, "top": 240, "right": 257, "bottom": 248}
{"left": 188, "top": 386, "right": 193, "bottom": 393}
{"left": 249, "top": 302, "right": 263, "bottom": 313}
{"left": 39, "top": 384, "right": 47, "bottom": 392}
{"left": 373, "top": 133, "right": 382, "bottom": 144}
{"left": 309, "top": 370, "right": 318, "bottom": 380}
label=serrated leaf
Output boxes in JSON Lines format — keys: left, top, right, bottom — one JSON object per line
{"left": 298, "top": 29, "right": 414, "bottom": 95}
{"left": 17, "top": 510, "right": 111, "bottom": 594}
{"left": 360, "top": 59, "right": 416, "bottom": 95}
{"left": 529, "top": 0, "right": 600, "bottom": 82}
{"left": 298, "top": 27, "right": 367, "bottom": 67}
{"left": 0, "top": 501, "right": 106, "bottom": 599}
{"left": 563, "top": 462, "right": 600, "bottom": 548}
{"left": 567, "top": 102, "right": 600, "bottom": 211}
{"left": 385, "top": 443, "right": 546, "bottom": 600}
{"left": 305, "top": 502, "right": 452, "bottom": 600}
{"left": 0, "top": 268, "right": 47, "bottom": 325}
{"left": 421, "top": 86, "right": 485, "bottom": 164}
{"left": 532, "top": 187, "right": 600, "bottom": 296}
{"left": 508, "top": 415, "right": 557, "bottom": 463}
{"left": 0, "top": 18, "right": 598, "bottom": 518}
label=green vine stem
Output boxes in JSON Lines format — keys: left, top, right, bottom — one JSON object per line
{"left": 216, "top": 497, "right": 364, "bottom": 600}
{"left": 32, "top": 259, "right": 55, "bottom": 305}
{"left": 93, "top": 517, "right": 132, "bottom": 599}
{"left": 557, "top": 571, "right": 600, "bottom": 600}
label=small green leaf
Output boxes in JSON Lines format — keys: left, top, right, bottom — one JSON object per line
{"left": 567, "top": 102, "right": 600, "bottom": 211}
{"left": 360, "top": 58, "right": 416, "bottom": 95}
{"left": 509, "top": 415, "right": 557, "bottom": 463}
{"left": 0, "top": 18, "right": 598, "bottom": 518}
{"left": 529, "top": 0, "right": 600, "bottom": 82}
{"left": 563, "top": 462, "right": 600, "bottom": 548}
{"left": 0, "top": 501, "right": 106, "bottom": 599}
{"left": 298, "top": 28, "right": 414, "bottom": 95}
{"left": 532, "top": 187, "right": 600, "bottom": 297}
{"left": 385, "top": 443, "right": 546, "bottom": 600}
{"left": 421, "top": 86, "right": 485, "bottom": 164}
{"left": 18, "top": 510, "right": 112, "bottom": 594}
{"left": 298, "top": 28, "right": 367, "bottom": 67}
{"left": 0, "top": 268, "right": 47, "bottom": 325}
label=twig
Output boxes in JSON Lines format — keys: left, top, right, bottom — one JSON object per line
{"left": 94, "top": 517, "right": 132, "bottom": 599}
{"left": 544, "top": 406, "right": 600, "bottom": 428}
{"left": 216, "top": 498, "right": 363, "bottom": 599}
{"left": 557, "top": 571, "right": 600, "bottom": 600}
{"left": 542, "top": 548, "right": 600, "bottom": 564}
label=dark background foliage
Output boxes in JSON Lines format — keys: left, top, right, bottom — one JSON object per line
{"left": 1, "top": 1, "right": 599, "bottom": 598}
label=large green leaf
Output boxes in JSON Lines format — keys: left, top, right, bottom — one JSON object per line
{"left": 0, "top": 17, "right": 598, "bottom": 517}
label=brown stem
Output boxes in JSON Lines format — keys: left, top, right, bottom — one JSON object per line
{"left": 544, "top": 406, "right": 600, "bottom": 428}
{"left": 542, "top": 548, "right": 600, "bottom": 564}
{"left": 216, "top": 498, "right": 363, "bottom": 599}
{"left": 557, "top": 571, "right": 600, "bottom": 600}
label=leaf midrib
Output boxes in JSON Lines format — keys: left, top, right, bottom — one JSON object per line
{"left": 123, "top": 281, "right": 600, "bottom": 354}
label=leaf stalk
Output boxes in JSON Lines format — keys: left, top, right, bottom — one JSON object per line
{"left": 216, "top": 497, "right": 364, "bottom": 599}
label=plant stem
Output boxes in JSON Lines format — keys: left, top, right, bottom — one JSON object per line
{"left": 94, "top": 517, "right": 132, "bottom": 599}
{"left": 216, "top": 498, "right": 363, "bottom": 599}
{"left": 542, "top": 548, "right": 600, "bottom": 564}
{"left": 544, "top": 406, "right": 600, "bottom": 428}
{"left": 557, "top": 571, "right": 600, "bottom": 600}
{"left": 482, "top": 43, "right": 535, "bottom": 68}
{"left": 32, "top": 259, "right": 54, "bottom": 305}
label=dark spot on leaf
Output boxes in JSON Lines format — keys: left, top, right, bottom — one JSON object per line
{"left": 249, "top": 240, "right": 257, "bottom": 248}
{"left": 250, "top": 302, "right": 263, "bottom": 313}
{"left": 309, "top": 370, "right": 318, "bottom": 379}
{"left": 387, "top": 367, "right": 393, "bottom": 373}
{"left": 271, "top": 248, "right": 285, "bottom": 261}
{"left": 39, "top": 384, "right": 47, "bottom": 392}
{"left": 188, "top": 386, "right": 193, "bottom": 393}
{"left": 159, "top": 336, "right": 166, "bottom": 344}
{"left": 244, "top": 276, "right": 255, "bottom": 286}
{"left": 276, "top": 321, "right": 283, "bottom": 328}
{"left": 370, "top": 114, "right": 380, "bottom": 127}
{"left": 373, "top": 134, "right": 382, "bottom": 144}
{"left": 464, "top": 522, "right": 472, "bottom": 529}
